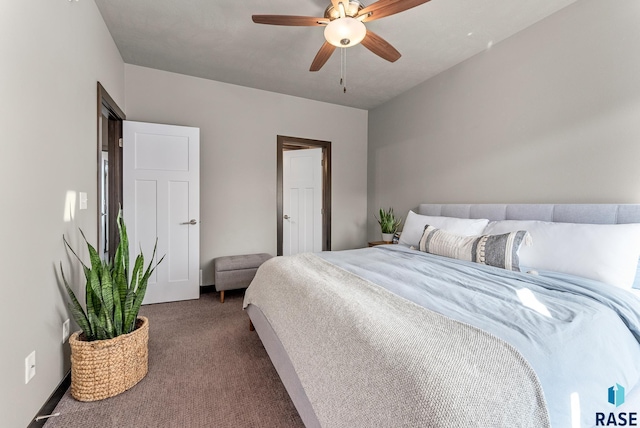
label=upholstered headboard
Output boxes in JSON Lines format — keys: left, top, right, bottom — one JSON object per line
{"left": 417, "top": 204, "right": 640, "bottom": 225}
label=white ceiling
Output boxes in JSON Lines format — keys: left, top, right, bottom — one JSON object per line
{"left": 94, "top": 0, "right": 577, "bottom": 110}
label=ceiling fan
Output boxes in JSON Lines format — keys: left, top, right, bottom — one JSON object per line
{"left": 252, "top": 0, "right": 431, "bottom": 72}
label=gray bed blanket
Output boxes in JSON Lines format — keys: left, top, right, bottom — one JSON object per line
{"left": 243, "top": 253, "right": 550, "bottom": 428}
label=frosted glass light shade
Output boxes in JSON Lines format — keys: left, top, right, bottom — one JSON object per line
{"left": 324, "top": 17, "right": 366, "bottom": 48}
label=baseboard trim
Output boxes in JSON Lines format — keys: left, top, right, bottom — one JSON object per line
{"left": 28, "top": 371, "right": 70, "bottom": 428}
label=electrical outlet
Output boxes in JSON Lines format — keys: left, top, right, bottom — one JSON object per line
{"left": 25, "top": 351, "right": 36, "bottom": 384}
{"left": 62, "top": 319, "right": 70, "bottom": 343}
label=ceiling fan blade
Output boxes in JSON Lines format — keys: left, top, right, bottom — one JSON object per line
{"left": 361, "top": 30, "right": 401, "bottom": 62}
{"left": 310, "top": 42, "right": 336, "bottom": 71}
{"left": 252, "top": 15, "right": 327, "bottom": 26}
{"left": 358, "top": 0, "right": 431, "bottom": 22}
{"left": 358, "top": 0, "right": 398, "bottom": 16}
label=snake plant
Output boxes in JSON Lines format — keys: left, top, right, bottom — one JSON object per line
{"left": 375, "top": 207, "right": 402, "bottom": 234}
{"left": 61, "top": 211, "right": 164, "bottom": 341}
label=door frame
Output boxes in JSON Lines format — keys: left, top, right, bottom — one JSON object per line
{"left": 97, "top": 82, "right": 125, "bottom": 257}
{"left": 277, "top": 135, "right": 331, "bottom": 256}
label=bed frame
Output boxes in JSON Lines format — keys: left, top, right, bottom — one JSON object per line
{"left": 246, "top": 203, "right": 640, "bottom": 427}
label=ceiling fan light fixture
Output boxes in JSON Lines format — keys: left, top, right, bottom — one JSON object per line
{"left": 324, "top": 17, "right": 366, "bottom": 47}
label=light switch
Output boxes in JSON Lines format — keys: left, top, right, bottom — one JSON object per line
{"left": 79, "top": 192, "right": 88, "bottom": 210}
{"left": 25, "top": 351, "right": 36, "bottom": 384}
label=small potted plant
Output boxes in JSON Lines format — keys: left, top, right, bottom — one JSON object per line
{"left": 60, "top": 210, "right": 163, "bottom": 401}
{"left": 375, "top": 207, "right": 402, "bottom": 242}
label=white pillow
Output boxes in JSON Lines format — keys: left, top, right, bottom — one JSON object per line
{"left": 484, "top": 220, "right": 640, "bottom": 290}
{"left": 399, "top": 211, "right": 489, "bottom": 247}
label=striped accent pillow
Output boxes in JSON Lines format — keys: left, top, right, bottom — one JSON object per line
{"left": 418, "top": 225, "right": 530, "bottom": 271}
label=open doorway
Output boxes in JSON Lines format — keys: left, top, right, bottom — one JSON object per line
{"left": 277, "top": 135, "right": 331, "bottom": 256}
{"left": 97, "top": 82, "right": 125, "bottom": 260}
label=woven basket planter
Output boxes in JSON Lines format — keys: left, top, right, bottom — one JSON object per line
{"left": 69, "top": 316, "right": 149, "bottom": 402}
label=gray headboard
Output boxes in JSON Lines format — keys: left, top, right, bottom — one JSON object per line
{"left": 417, "top": 204, "right": 640, "bottom": 225}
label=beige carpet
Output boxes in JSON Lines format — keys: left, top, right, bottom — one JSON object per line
{"left": 45, "top": 290, "right": 305, "bottom": 428}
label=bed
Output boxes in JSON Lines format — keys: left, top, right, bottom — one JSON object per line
{"left": 243, "top": 204, "right": 640, "bottom": 427}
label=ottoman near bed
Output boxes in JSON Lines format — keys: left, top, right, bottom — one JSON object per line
{"left": 213, "top": 253, "right": 272, "bottom": 303}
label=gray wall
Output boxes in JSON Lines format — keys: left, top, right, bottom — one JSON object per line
{"left": 367, "top": 0, "right": 640, "bottom": 240}
{"left": 124, "top": 64, "right": 369, "bottom": 285}
{"left": 0, "top": 1, "right": 125, "bottom": 426}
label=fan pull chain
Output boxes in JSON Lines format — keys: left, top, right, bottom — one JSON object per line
{"left": 344, "top": 48, "right": 347, "bottom": 93}
{"left": 339, "top": 48, "right": 343, "bottom": 87}
{"left": 339, "top": 48, "right": 347, "bottom": 93}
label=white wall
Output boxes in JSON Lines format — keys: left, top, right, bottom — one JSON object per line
{"left": 368, "top": 0, "right": 640, "bottom": 240}
{"left": 0, "top": 1, "right": 124, "bottom": 426}
{"left": 124, "top": 64, "right": 368, "bottom": 285}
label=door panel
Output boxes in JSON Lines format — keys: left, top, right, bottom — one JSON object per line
{"left": 134, "top": 179, "right": 159, "bottom": 285}
{"left": 123, "top": 121, "right": 200, "bottom": 304}
{"left": 134, "top": 134, "right": 190, "bottom": 171}
{"left": 288, "top": 188, "right": 300, "bottom": 254}
{"left": 283, "top": 148, "right": 322, "bottom": 256}
{"left": 168, "top": 181, "right": 190, "bottom": 282}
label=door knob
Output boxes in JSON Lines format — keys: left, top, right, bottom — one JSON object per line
{"left": 284, "top": 215, "right": 290, "bottom": 220}
{"left": 180, "top": 219, "right": 198, "bottom": 225}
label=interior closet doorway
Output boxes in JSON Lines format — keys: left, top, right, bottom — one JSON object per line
{"left": 277, "top": 135, "right": 331, "bottom": 256}
{"left": 97, "top": 82, "right": 125, "bottom": 260}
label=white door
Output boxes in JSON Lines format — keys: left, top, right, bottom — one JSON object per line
{"left": 283, "top": 148, "right": 323, "bottom": 255}
{"left": 123, "top": 121, "right": 200, "bottom": 304}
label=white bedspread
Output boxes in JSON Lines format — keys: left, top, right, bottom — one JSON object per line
{"left": 244, "top": 253, "right": 550, "bottom": 428}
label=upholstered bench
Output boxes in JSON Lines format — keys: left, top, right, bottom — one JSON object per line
{"left": 213, "top": 253, "right": 272, "bottom": 303}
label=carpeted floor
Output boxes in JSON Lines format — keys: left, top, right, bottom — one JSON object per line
{"left": 45, "top": 290, "right": 305, "bottom": 428}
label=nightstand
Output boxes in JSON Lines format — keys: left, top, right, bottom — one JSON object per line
{"left": 368, "top": 241, "right": 394, "bottom": 247}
